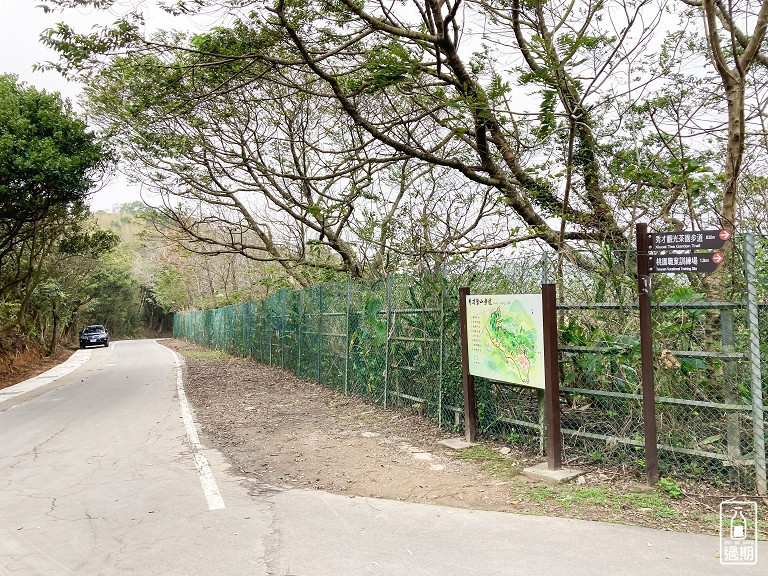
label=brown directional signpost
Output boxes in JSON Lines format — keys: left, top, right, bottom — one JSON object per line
{"left": 636, "top": 224, "right": 731, "bottom": 485}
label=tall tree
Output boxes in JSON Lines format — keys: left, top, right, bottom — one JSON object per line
{"left": 0, "top": 74, "right": 112, "bottom": 336}
{"left": 60, "top": 22, "right": 520, "bottom": 278}
{"left": 41, "top": 2, "right": 671, "bottom": 265}
{"left": 48, "top": 0, "right": 758, "bottom": 273}
{"left": 682, "top": 0, "right": 768, "bottom": 232}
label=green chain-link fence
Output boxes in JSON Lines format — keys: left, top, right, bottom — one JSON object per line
{"left": 174, "top": 238, "right": 768, "bottom": 494}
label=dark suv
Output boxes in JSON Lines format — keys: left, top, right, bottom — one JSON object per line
{"left": 79, "top": 325, "right": 109, "bottom": 348}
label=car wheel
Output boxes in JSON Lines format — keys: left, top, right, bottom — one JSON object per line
{"left": 80, "top": 343, "right": 85, "bottom": 349}
{"left": 104, "top": 341, "right": 109, "bottom": 347}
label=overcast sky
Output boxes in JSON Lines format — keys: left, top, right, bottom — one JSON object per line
{"left": 1, "top": 1, "right": 83, "bottom": 99}
{"left": 0, "top": 1, "right": 177, "bottom": 212}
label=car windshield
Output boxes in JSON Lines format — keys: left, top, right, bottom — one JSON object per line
{"left": 83, "top": 326, "right": 105, "bottom": 334}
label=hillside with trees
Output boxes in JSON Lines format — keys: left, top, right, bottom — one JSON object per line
{"left": 92, "top": 202, "right": 297, "bottom": 334}
{"left": 0, "top": 74, "right": 117, "bottom": 374}
{"left": 8, "top": 0, "right": 768, "bottom": 366}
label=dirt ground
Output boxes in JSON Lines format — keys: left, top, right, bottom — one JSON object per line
{"left": 0, "top": 344, "right": 75, "bottom": 391}
{"left": 163, "top": 339, "right": 768, "bottom": 537}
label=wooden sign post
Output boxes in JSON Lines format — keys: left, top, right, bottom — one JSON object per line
{"left": 459, "top": 285, "right": 561, "bottom": 469}
{"left": 458, "top": 287, "right": 478, "bottom": 442}
{"left": 542, "top": 283, "right": 562, "bottom": 470}
{"left": 636, "top": 223, "right": 732, "bottom": 485}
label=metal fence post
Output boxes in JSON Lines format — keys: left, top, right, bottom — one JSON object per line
{"left": 438, "top": 275, "right": 445, "bottom": 427}
{"left": 280, "top": 289, "right": 286, "bottom": 368}
{"left": 298, "top": 289, "right": 303, "bottom": 378}
{"left": 384, "top": 276, "right": 393, "bottom": 408}
{"left": 242, "top": 304, "right": 247, "bottom": 358}
{"left": 344, "top": 279, "right": 351, "bottom": 395}
{"left": 246, "top": 302, "right": 253, "bottom": 359}
{"left": 267, "top": 298, "right": 273, "bottom": 365}
{"left": 720, "top": 310, "right": 742, "bottom": 467}
{"left": 259, "top": 300, "right": 265, "bottom": 363}
{"left": 745, "top": 232, "right": 767, "bottom": 495}
{"left": 317, "top": 285, "right": 323, "bottom": 384}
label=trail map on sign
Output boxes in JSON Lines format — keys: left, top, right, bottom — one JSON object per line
{"left": 466, "top": 294, "right": 545, "bottom": 389}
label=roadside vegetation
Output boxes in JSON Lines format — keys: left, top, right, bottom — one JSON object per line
{"left": 456, "top": 442, "right": 768, "bottom": 537}
{"left": 0, "top": 74, "right": 118, "bottom": 366}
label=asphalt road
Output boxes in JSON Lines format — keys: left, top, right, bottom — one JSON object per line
{"left": 0, "top": 340, "right": 765, "bottom": 575}
{"left": 0, "top": 340, "right": 269, "bottom": 575}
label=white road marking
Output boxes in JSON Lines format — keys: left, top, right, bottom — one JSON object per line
{"left": 0, "top": 350, "right": 91, "bottom": 404}
{"left": 165, "top": 346, "right": 225, "bottom": 511}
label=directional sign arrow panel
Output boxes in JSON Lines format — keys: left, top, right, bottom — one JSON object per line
{"left": 648, "top": 230, "right": 731, "bottom": 251}
{"left": 648, "top": 252, "right": 725, "bottom": 274}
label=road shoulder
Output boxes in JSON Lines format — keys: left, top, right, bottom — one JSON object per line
{"left": 0, "top": 349, "right": 92, "bottom": 411}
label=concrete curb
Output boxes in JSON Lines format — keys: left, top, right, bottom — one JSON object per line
{"left": 0, "top": 349, "right": 92, "bottom": 404}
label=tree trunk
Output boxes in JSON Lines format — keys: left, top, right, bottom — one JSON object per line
{"left": 48, "top": 301, "right": 60, "bottom": 357}
{"left": 722, "top": 83, "right": 745, "bottom": 232}
{"left": 703, "top": 83, "right": 744, "bottom": 300}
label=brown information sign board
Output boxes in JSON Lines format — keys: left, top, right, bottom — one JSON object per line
{"left": 648, "top": 252, "right": 724, "bottom": 274}
{"left": 648, "top": 229, "right": 732, "bottom": 251}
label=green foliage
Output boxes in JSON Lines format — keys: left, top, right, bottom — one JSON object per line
{"left": 80, "top": 250, "right": 143, "bottom": 337}
{"left": 348, "top": 42, "right": 422, "bottom": 94}
{"left": 349, "top": 291, "right": 387, "bottom": 398}
{"left": 0, "top": 300, "right": 20, "bottom": 327}
{"left": 0, "top": 74, "right": 112, "bottom": 223}
{"left": 487, "top": 73, "right": 509, "bottom": 101}
{"left": 153, "top": 266, "right": 190, "bottom": 313}
{"left": 58, "top": 228, "right": 120, "bottom": 256}
{"left": 190, "top": 21, "right": 277, "bottom": 56}
{"left": 40, "top": 17, "right": 142, "bottom": 76}
{"left": 656, "top": 477, "right": 685, "bottom": 499}
{"left": 560, "top": 316, "right": 640, "bottom": 392}
{"left": 0, "top": 75, "right": 117, "bottom": 352}
{"left": 535, "top": 89, "right": 558, "bottom": 139}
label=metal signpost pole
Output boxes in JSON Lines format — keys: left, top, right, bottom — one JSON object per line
{"left": 542, "top": 284, "right": 562, "bottom": 470}
{"left": 636, "top": 223, "right": 660, "bottom": 485}
{"left": 745, "top": 233, "right": 767, "bottom": 495}
{"left": 458, "top": 287, "right": 478, "bottom": 442}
